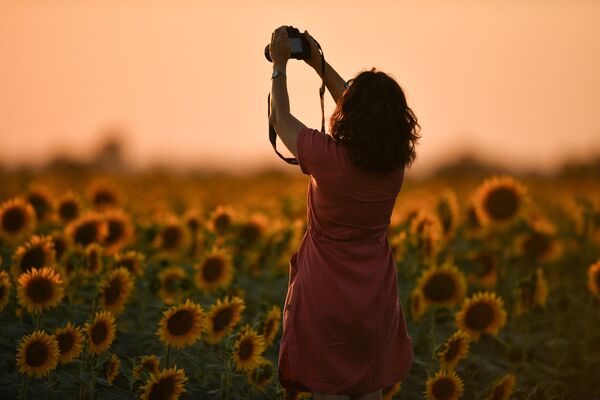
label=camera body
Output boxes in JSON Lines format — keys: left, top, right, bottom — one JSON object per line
{"left": 264, "top": 26, "right": 311, "bottom": 62}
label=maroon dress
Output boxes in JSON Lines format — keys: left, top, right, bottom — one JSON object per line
{"left": 278, "top": 127, "right": 414, "bottom": 395}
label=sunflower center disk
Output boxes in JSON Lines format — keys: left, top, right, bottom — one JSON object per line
{"left": 444, "top": 340, "right": 461, "bottom": 362}
{"left": 203, "top": 258, "right": 224, "bottom": 283}
{"left": 26, "top": 277, "right": 54, "bottom": 303}
{"left": 423, "top": 274, "right": 456, "bottom": 303}
{"left": 213, "top": 308, "right": 234, "bottom": 332}
{"left": 3, "top": 207, "right": 25, "bottom": 232}
{"left": 465, "top": 302, "right": 494, "bottom": 331}
{"left": 149, "top": 376, "right": 176, "bottom": 400}
{"left": 106, "top": 220, "right": 124, "bottom": 245}
{"left": 59, "top": 202, "right": 78, "bottom": 220}
{"left": 75, "top": 222, "right": 99, "bottom": 246}
{"left": 432, "top": 377, "right": 455, "bottom": 399}
{"left": 167, "top": 310, "right": 194, "bottom": 336}
{"left": 21, "top": 247, "right": 47, "bottom": 273}
{"left": 25, "top": 341, "right": 49, "bottom": 368}
{"left": 57, "top": 332, "right": 74, "bottom": 354}
{"left": 484, "top": 188, "right": 519, "bottom": 221}
{"left": 239, "top": 338, "right": 254, "bottom": 360}
{"left": 91, "top": 323, "right": 108, "bottom": 344}
{"left": 523, "top": 232, "right": 551, "bottom": 258}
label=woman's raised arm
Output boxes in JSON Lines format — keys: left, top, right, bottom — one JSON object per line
{"left": 303, "top": 31, "right": 347, "bottom": 105}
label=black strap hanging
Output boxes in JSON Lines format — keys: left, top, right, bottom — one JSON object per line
{"left": 268, "top": 38, "right": 326, "bottom": 165}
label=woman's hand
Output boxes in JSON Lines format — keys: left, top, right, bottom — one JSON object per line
{"left": 269, "top": 26, "right": 291, "bottom": 66}
{"left": 302, "top": 30, "right": 323, "bottom": 73}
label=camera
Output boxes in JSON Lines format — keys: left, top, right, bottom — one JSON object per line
{"left": 264, "top": 26, "right": 311, "bottom": 62}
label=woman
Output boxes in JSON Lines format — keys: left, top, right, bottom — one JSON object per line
{"left": 269, "top": 26, "right": 420, "bottom": 400}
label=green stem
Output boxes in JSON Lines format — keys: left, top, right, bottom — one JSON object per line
{"left": 19, "top": 377, "right": 26, "bottom": 400}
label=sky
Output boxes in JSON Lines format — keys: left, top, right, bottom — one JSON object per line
{"left": 1, "top": 0, "right": 599, "bottom": 176}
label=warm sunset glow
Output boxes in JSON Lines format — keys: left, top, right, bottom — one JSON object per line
{"left": 1, "top": 0, "right": 599, "bottom": 176}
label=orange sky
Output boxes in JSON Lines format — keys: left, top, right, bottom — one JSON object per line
{"left": 1, "top": 0, "right": 599, "bottom": 176}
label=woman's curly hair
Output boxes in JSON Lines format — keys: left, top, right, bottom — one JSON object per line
{"left": 329, "top": 68, "right": 421, "bottom": 177}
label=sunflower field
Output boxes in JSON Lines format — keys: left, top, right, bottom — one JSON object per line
{"left": 0, "top": 165, "right": 599, "bottom": 399}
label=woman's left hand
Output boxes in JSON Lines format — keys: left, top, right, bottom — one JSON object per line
{"left": 269, "top": 26, "right": 291, "bottom": 65}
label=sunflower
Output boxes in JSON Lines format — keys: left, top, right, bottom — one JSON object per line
{"left": 515, "top": 219, "right": 561, "bottom": 263}
{"left": 382, "top": 381, "right": 402, "bottom": 400}
{"left": 0, "top": 270, "right": 12, "bottom": 312}
{"left": 194, "top": 248, "right": 234, "bottom": 292}
{"left": 99, "top": 267, "right": 134, "bottom": 315}
{"left": 246, "top": 358, "right": 274, "bottom": 392}
{"left": 464, "top": 203, "right": 483, "bottom": 236}
{"left": 435, "top": 191, "right": 460, "bottom": 239}
{"left": 17, "top": 267, "right": 64, "bottom": 314}
{"left": 133, "top": 355, "right": 161, "bottom": 380}
{"left": 588, "top": 260, "right": 600, "bottom": 299}
{"left": 11, "top": 235, "right": 56, "bottom": 280}
{"left": 515, "top": 268, "right": 549, "bottom": 316}
{"left": 83, "top": 243, "right": 104, "bottom": 276}
{"left": 236, "top": 213, "right": 268, "bottom": 248}
{"left": 154, "top": 215, "right": 189, "bottom": 255}
{"left": 417, "top": 261, "right": 467, "bottom": 307}
{"left": 438, "top": 331, "right": 471, "bottom": 371}
{"left": 56, "top": 191, "right": 81, "bottom": 223}
{"left": 104, "top": 353, "right": 120, "bottom": 384}
{"left": 141, "top": 365, "right": 188, "bottom": 400}
{"left": 410, "top": 287, "right": 427, "bottom": 322}
{"left": 157, "top": 299, "right": 206, "bottom": 348}
{"left": 284, "top": 389, "right": 313, "bottom": 400}
{"left": 232, "top": 325, "right": 266, "bottom": 372}
{"left": 49, "top": 230, "right": 69, "bottom": 262}
{"left": 158, "top": 266, "right": 188, "bottom": 305}
{"left": 205, "top": 295, "right": 245, "bottom": 344}
{"left": 210, "top": 205, "right": 236, "bottom": 236}
{"left": 424, "top": 370, "right": 464, "bottom": 400}
{"left": 65, "top": 212, "right": 109, "bottom": 248}
{"left": 183, "top": 208, "right": 202, "bottom": 233}
{"left": 54, "top": 322, "right": 83, "bottom": 364}
{"left": 455, "top": 292, "right": 507, "bottom": 341}
{"left": 113, "top": 250, "right": 146, "bottom": 277}
{"left": 262, "top": 305, "right": 282, "bottom": 347}
{"left": 473, "top": 176, "right": 527, "bottom": 226}
{"left": 87, "top": 180, "right": 120, "bottom": 211}
{"left": 468, "top": 251, "right": 497, "bottom": 288}
{"left": 0, "top": 197, "right": 37, "bottom": 242}
{"left": 102, "top": 208, "right": 133, "bottom": 254}
{"left": 26, "top": 184, "right": 55, "bottom": 224}
{"left": 409, "top": 210, "right": 442, "bottom": 259}
{"left": 16, "top": 330, "right": 59, "bottom": 377}
{"left": 483, "top": 373, "right": 516, "bottom": 400}
{"left": 85, "top": 311, "right": 117, "bottom": 355}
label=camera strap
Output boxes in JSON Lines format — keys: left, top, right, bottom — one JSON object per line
{"left": 268, "top": 38, "right": 326, "bottom": 165}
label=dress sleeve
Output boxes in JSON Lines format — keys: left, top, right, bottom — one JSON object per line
{"left": 297, "top": 126, "right": 338, "bottom": 176}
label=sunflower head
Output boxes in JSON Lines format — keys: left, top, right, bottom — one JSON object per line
{"left": 484, "top": 372, "right": 516, "bottom": 400}
{"left": 416, "top": 261, "right": 467, "bottom": 307}
{"left": 104, "top": 353, "right": 120, "bottom": 384}
{"left": 133, "top": 355, "right": 161, "bottom": 380}
{"left": 0, "top": 197, "right": 37, "bottom": 242}
{"left": 235, "top": 213, "right": 268, "bottom": 249}
{"left": 158, "top": 266, "right": 188, "bottom": 305}
{"left": 56, "top": 192, "right": 81, "bottom": 223}
{"left": 473, "top": 176, "right": 528, "bottom": 227}
{"left": 246, "top": 358, "right": 274, "bottom": 392}
{"left": 48, "top": 230, "right": 69, "bottom": 262}
{"left": 424, "top": 370, "right": 464, "bottom": 400}
{"left": 515, "top": 218, "right": 561, "bottom": 263}
{"left": 515, "top": 268, "right": 549, "bottom": 316}
{"left": 210, "top": 205, "right": 236, "bottom": 236}
{"left": 54, "top": 322, "right": 84, "bottom": 364}
{"left": 157, "top": 298, "right": 206, "bottom": 349}
{"left": 99, "top": 267, "right": 134, "bottom": 315}
{"left": 194, "top": 248, "right": 234, "bottom": 292}
{"left": 65, "top": 212, "right": 109, "bottom": 248}
{"left": 17, "top": 267, "right": 64, "bottom": 314}
{"left": 0, "top": 270, "right": 12, "bottom": 312}
{"left": 183, "top": 208, "right": 203, "bottom": 232}
{"left": 16, "top": 330, "right": 60, "bottom": 377}
{"left": 435, "top": 191, "right": 460, "bottom": 239}
{"left": 588, "top": 260, "right": 600, "bottom": 299}
{"left": 205, "top": 295, "right": 246, "bottom": 344}
{"left": 81, "top": 243, "right": 104, "bottom": 276}
{"left": 87, "top": 180, "right": 120, "bottom": 211}
{"left": 232, "top": 325, "right": 266, "bottom": 372}
{"left": 455, "top": 291, "right": 507, "bottom": 341}
{"left": 141, "top": 365, "right": 188, "bottom": 400}
{"left": 26, "top": 184, "right": 56, "bottom": 223}
{"left": 11, "top": 235, "right": 56, "bottom": 281}
{"left": 154, "top": 215, "right": 189, "bottom": 255}
{"left": 409, "top": 210, "right": 442, "bottom": 259}
{"left": 438, "top": 330, "right": 471, "bottom": 371}
{"left": 85, "top": 311, "right": 117, "bottom": 355}
{"left": 101, "top": 208, "right": 133, "bottom": 254}
{"left": 262, "top": 305, "right": 282, "bottom": 347}
{"left": 113, "top": 250, "right": 146, "bottom": 277}
{"left": 410, "top": 287, "right": 427, "bottom": 322}
{"left": 468, "top": 251, "right": 497, "bottom": 288}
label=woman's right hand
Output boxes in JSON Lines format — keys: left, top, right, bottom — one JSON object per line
{"left": 302, "top": 30, "right": 323, "bottom": 73}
